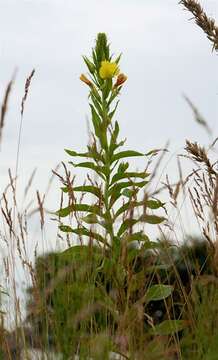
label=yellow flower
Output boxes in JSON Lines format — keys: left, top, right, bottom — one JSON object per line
{"left": 80, "top": 74, "right": 93, "bottom": 87}
{"left": 99, "top": 61, "right": 119, "bottom": 79}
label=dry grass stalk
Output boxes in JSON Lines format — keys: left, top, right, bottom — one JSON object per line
{"left": 23, "top": 168, "right": 37, "bottom": 200}
{"left": 185, "top": 140, "right": 216, "bottom": 176}
{"left": 21, "top": 69, "right": 35, "bottom": 117}
{"left": 180, "top": 0, "right": 218, "bottom": 51}
{"left": 0, "top": 75, "right": 14, "bottom": 146}
{"left": 183, "top": 95, "right": 211, "bottom": 135}
{"left": 36, "top": 190, "right": 44, "bottom": 230}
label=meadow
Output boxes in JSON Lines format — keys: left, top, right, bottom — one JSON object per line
{"left": 0, "top": 1, "right": 218, "bottom": 359}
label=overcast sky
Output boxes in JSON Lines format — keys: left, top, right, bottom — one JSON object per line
{"left": 0, "top": 0, "right": 218, "bottom": 324}
{"left": 0, "top": 0, "right": 218, "bottom": 247}
{"left": 0, "top": 0, "right": 218, "bottom": 238}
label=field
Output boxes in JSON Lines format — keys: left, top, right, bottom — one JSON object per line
{"left": 0, "top": 1, "right": 218, "bottom": 359}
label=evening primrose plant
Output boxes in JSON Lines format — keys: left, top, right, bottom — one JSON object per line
{"left": 54, "top": 33, "right": 186, "bottom": 356}
{"left": 57, "top": 33, "right": 165, "bottom": 254}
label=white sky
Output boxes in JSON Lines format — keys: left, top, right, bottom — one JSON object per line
{"left": 0, "top": 0, "right": 218, "bottom": 325}
{"left": 0, "top": 0, "right": 217, "bottom": 275}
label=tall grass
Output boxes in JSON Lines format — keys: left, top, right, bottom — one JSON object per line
{"left": 0, "top": 1, "right": 218, "bottom": 359}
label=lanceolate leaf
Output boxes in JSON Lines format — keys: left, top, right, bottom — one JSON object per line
{"left": 122, "top": 188, "right": 139, "bottom": 198}
{"left": 108, "top": 180, "right": 147, "bottom": 208}
{"left": 140, "top": 214, "right": 166, "bottom": 224}
{"left": 114, "top": 200, "right": 145, "bottom": 219}
{"left": 90, "top": 104, "right": 101, "bottom": 138}
{"left": 108, "top": 101, "right": 119, "bottom": 121}
{"left": 83, "top": 56, "right": 95, "bottom": 74}
{"left": 87, "top": 145, "right": 105, "bottom": 163}
{"left": 59, "top": 225, "right": 74, "bottom": 232}
{"left": 65, "top": 149, "right": 90, "bottom": 157}
{"left": 56, "top": 204, "right": 102, "bottom": 218}
{"left": 123, "top": 232, "right": 150, "bottom": 243}
{"left": 109, "top": 190, "right": 123, "bottom": 208}
{"left": 117, "top": 218, "right": 139, "bottom": 237}
{"left": 117, "top": 162, "right": 129, "bottom": 174}
{"left": 146, "top": 199, "right": 165, "bottom": 209}
{"left": 90, "top": 94, "right": 104, "bottom": 118}
{"left": 70, "top": 161, "right": 106, "bottom": 179}
{"left": 61, "top": 185, "right": 103, "bottom": 200}
{"left": 82, "top": 214, "right": 99, "bottom": 224}
{"left": 59, "top": 225, "right": 109, "bottom": 247}
{"left": 110, "top": 172, "right": 150, "bottom": 186}
{"left": 65, "top": 148, "right": 104, "bottom": 163}
{"left": 109, "top": 181, "right": 148, "bottom": 197}
{"left": 111, "top": 150, "right": 145, "bottom": 163}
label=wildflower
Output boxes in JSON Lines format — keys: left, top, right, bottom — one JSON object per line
{"left": 114, "top": 73, "right": 127, "bottom": 88}
{"left": 80, "top": 74, "right": 93, "bottom": 87}
{"left": 99, "top": 60, "right": 119, "bottom": 79}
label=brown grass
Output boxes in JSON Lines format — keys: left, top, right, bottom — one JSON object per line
{"left": 0, "top": 74, "right": 15, "bottom": 147}
{"left": 180, "top": 0, "right": 218, "bottom": 51}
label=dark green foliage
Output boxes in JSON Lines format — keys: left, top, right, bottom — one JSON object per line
{"left": 25, "top": 236, "right": 218, "bottom": 358}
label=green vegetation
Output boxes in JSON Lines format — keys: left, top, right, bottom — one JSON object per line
{"left": 0, "top": 1, "right": 218, "bottom": 359}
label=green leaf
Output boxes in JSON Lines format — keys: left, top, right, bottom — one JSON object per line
{"left": 110, "top": 171, "right": 149, "bottom": 185}
{"left": 117, "top": 218, "right": 138, "bottom": 237}
{"left": 61, "top": 185, "right": 103, "bottom": 199}
{"left": 56, "top": 204, "right": 102, "bottom": 218}
{"left": 70, "top": 161, "right": 106, "bottom": 179}
{"left": 151, "top": 320, "right": 188, "bottom": 335}
{"left": 83, "top": 56, "right": 95, "bottom": 74}
{"left": 146, "top": 200, "right": 165, "bottom": 209}
{"left": 111, "top": 150, "right": 145, "bottom": 163}
{"left": 102, "top": 78, "right": 112, "bottom": 100}
{"left": 59, "top": 225, "right": 109, "bottom": 247}
{"left": 140, "top": 214, "right": 166, "bottom": 224}
{"left": 90, "top": 104, "right": 101, "bottom": 138}
{"left": 115, "top": 53, "right": 122, "bottom": 64}
{"left": 108, "top": 180, "right": 146, "bottom": 208}
{"left": 108, "top": 101, "right": 119, "bottom": 121}
{"left": 122, "top": 188, "right": 139, "bottom": 198}
{"left": 65, "top": 147, "right": 104, "bottom": 163}
{"left": 118, "top": 162, "right": 129, "bottom": 174}
{"left": 109, "top": 181, "right": 147, "bottom": 197}
{"left": 62, "top": 244, "right": 100, "bottom": 254}
{"left": 59, "top": 225, "right": 74, "bottom": 232}
{"left": 114, "top": 201, "right": 145, "bottom": 219}
{"left": 61, "top": 245, "right": 103, "bottom": 266}
{"left": 124, "top": 232, "right": 150, "bottom": 243}
{"left": 146, "top": 285, "right": 173, "bottom": 302}
{"left": 126, "top": 242, "right": 161, "bottom": 264}
{"left": 87, "top": 144, "right": 105, "bottom": 163}
{"left": 108, "top": 94, "right": 119, "bottom": 108}
{"left": 65, "top": 149, "right": 90, "bottom": 157}
{"left": 82, "top": 214, "right": 99, "bottom": 224}
{"left": 90, "top": 93, "right": 103, "bottom": 117}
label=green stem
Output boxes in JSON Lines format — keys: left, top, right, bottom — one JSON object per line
{"left": 101, "top": 92, "right": 115, "bottom": 248}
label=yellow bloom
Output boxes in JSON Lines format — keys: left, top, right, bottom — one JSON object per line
{"left": 99, "top": 61, "right": 119, "bottom": 79}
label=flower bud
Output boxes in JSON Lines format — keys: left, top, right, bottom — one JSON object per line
{"left": 80, "top": 74, "right": 93, "bottom": 87}
{"left": 114, "top": 73, "right": 127, "bottom": 88}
